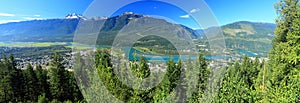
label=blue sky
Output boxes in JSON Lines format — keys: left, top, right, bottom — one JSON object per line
{"left": 0, "top": 0, "right": 279, "bottom": 28}
{"left": 204, "top": 0, "right": 279, "bottom": 25}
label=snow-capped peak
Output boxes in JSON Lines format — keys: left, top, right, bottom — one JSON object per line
{"left": 65, "top": 13, "right": 87, "bottom": 20}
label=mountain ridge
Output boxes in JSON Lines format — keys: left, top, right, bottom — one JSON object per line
{"left": 0, "top": 13, "right": 276, "bottom": 56}
{"left": 0, "top": 12, "right": 201, "bottom": 42}
{"left": 0, "top": 17, "right": 276, "bottom": 42}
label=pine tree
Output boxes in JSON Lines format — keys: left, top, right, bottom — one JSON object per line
{"left": 269, "top": 0, "right": 300, "bottom": 85}
{"left": 48, "top": 52, "right": 68, "bottom": 101}
{"left": 214, "top": 56, "right": 262, "bottom": 102}
{"left": 24, "top": 63, "right": 39, "bottom": 101}
{"left": 0, "top": 55, "right": 12, "bottom": 102}
{"left": 189, "top": 52, "right": 210, "bottom": 102}
{"left": 137, "top": 56, "right": 150, "bottom": 79}
{"left": 166, "top": 58, "right": 177, "bottom": 89}
{"left": 267, "top": 0, "right": 300, "bottom": 102}
{"left": 184, "top": 57, "right": 197, "bottom": 102}
{"left": 36, "top": 65, "right": 50, "bottom": 98}
{"left": 9, "top": 54, "right": 25, "bottom": 102}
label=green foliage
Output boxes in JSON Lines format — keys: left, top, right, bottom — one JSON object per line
{"left": 50, "top": 99, "right": 61, "bottom": 103}
{"left": 187, "top": 53, "right": 211, "bottom": 103}
{"left": 214, "top": 57, "right": 260, "bottom": 102}
{"left": 0, "top": 53, "right": 83, "bottom": 102}
{"left": 38, "top": 93, "right": 48, "bottom": 103}
{"left": 264, "top": 0, "right": 300, "bottom": 102}
{"left": 0, "top": 55, "right": 13, "bottom": 102}
{"left": 24, "top": 63, "right": 39, "bottom": 101}
{"left": 77, "top": 49, "right": 213, "bottom": 102}
{"left": 48, "top": 52, "right": 67, "bottom": 101}
{"left": 36, "top": 65, "right": 51, "bottom": 99}
{"left": 129, "top": 53, "right": 151, "bottom": 79}
{"left": 48, "top": 52, "right": 83, "bottom": 102}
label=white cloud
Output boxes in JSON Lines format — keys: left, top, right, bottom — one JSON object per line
{"left": 0, "top": 20, "right": 21, "bottom": 24}
{"left": 0, "top": 12, "right": 15, "bottom": 17}
{"left": 24, "top": 17, "right": 43, "bottom": 20}
{"left": 180, "top": 8, "right": 200, "bottom": 19}
{"left": 190, "top": 8, "right": 200, "bottom": 13}
{"left": 33, "top": 14, "right": 41, "bottom": 17}
{"left": 180, "top": 14, "right": 190, "bottom": 18}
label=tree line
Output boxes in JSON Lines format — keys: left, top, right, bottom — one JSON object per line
{"left": 0, "top": 52, "right": 84, "bottom": 103}
{"left": 75, "top": 49, "right": 212, "bottom": 102}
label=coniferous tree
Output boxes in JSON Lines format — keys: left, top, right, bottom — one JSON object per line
{"left": 137, "top": 56, "right": 150, "bottom": 79}
{"left": 9, "top": 54, "right": 26, "bottom": 102}
{"left": 189, "top": 52, "right": 210, "bottom": 102}
{"left": 269, "top": 0, "right": 299, "bottom": 85}
{"left": 166, "top": 58, "right": 177, "bottom": 89}
{"left": 36, "top": 65, "right": 50, "bottom": 98}
{"left": 267, "top": 0, "right": 300, "bottom": 102}
{"left": 214, "top": 56, "right": 262, "bottom": 102}
{"left": 48, "top": 52, "right": 68, "bottom": 101}
{"left": 24, "top": 63, "right": 39, "bottom": 101}
{"left": 184, "top": 57, "right": 198, "bottom": 102}
{"left": 0, "top": 55, "right": 12, "bottom": 102}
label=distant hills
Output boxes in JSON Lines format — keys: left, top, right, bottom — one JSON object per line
{"left": 221, "top": 21, "right": 276, "bottom": 55}
{"left": 196, "top": 21, "right": 276, "bottom": 56}
{"left": 222, "top": 21, "right": 275, "bottom": 39}
{"left": 0, "top": 12, "right": 276, "bottom": 56}
{"left": 0, "top": 18, "right": 78, "bottom": 42}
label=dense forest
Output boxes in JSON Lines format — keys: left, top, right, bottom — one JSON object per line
{"left": 0, "top": 53, "right": 84, "bottom": 103}
{"left": 1, "top": 0, "right": 300, "bottom": 102}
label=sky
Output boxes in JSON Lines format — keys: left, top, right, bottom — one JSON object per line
{"left": 204, "top": 0, "right": 279, "bottom": 25}
{"left": 0, "top": 0, "right": 279, "bottom": 29}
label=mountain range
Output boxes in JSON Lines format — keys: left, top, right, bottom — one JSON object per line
{"left": 0, "top": 13, "right": 276, "bottom": 55}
